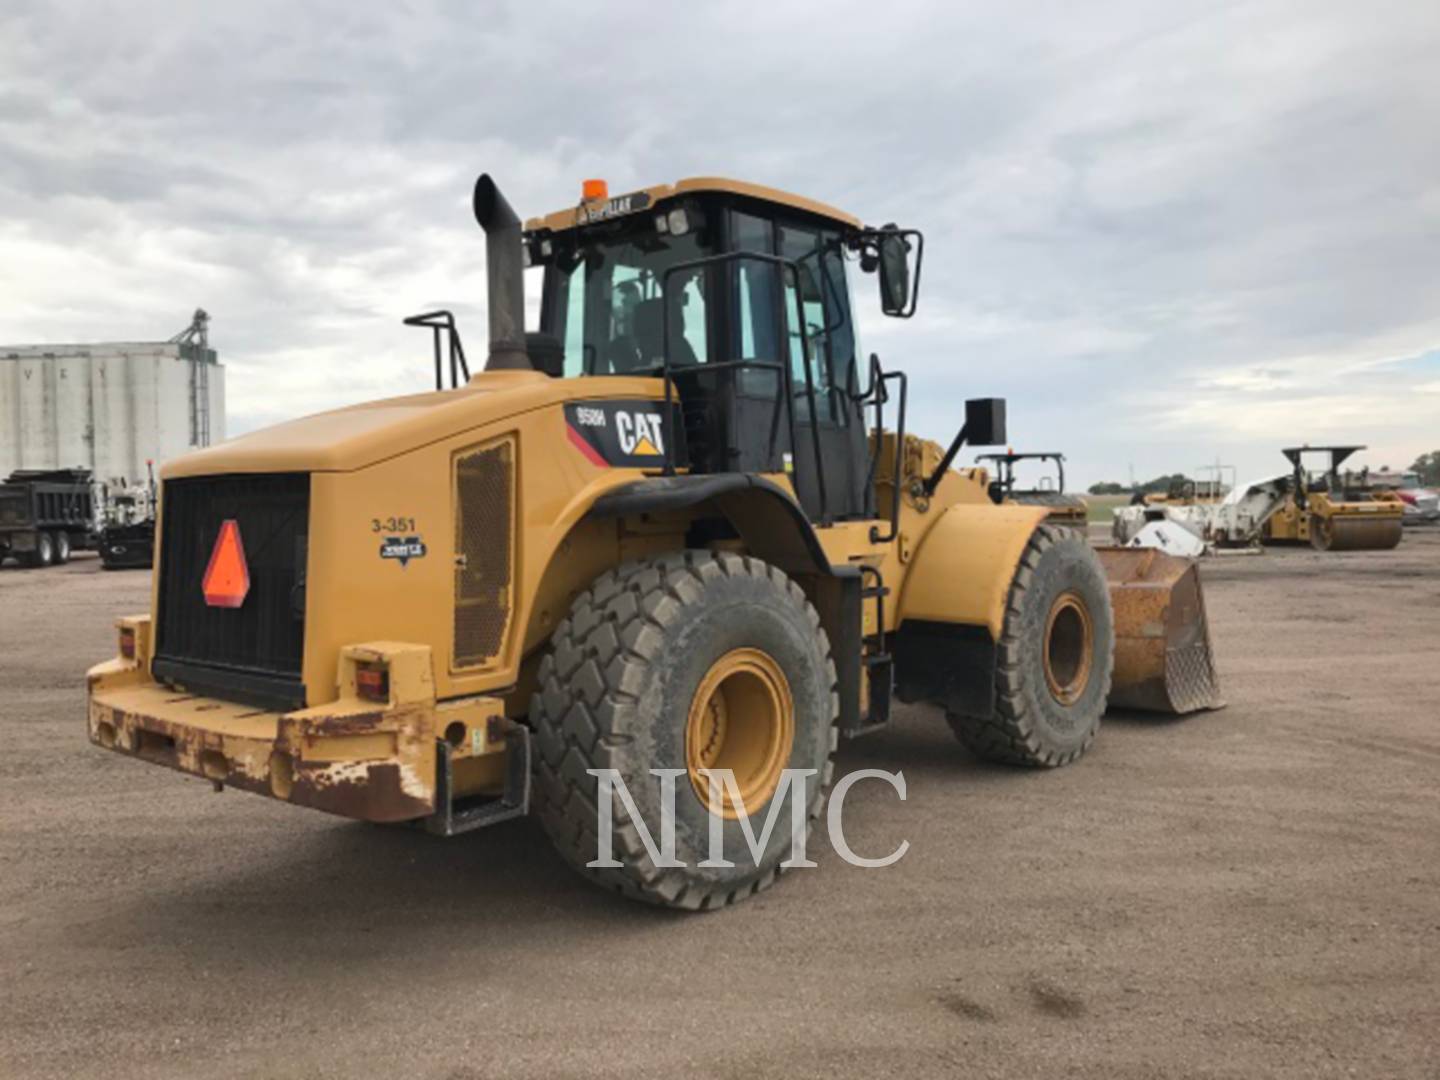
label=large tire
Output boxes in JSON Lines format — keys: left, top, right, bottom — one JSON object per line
{"left": 54, "top": 531, "right": 71, "bottom": 564}
{"left": 531, "top": 551, "right": 839, "bottom": 910}
{"left": 948, "top": 525, "right": 1114, "bottom": 767}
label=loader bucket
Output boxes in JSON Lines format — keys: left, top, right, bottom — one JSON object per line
{"left": 1096, "top": 546, "right": 1223, "bottom": 715}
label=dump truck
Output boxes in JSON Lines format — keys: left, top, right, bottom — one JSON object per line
{"left": 0, "top": 468, "right": 95, "bottom": 568}
{"left": 87, "top": 174, "right": 1220, "bottom": 910}
{"left": 1262, "top": 446, "right": 1404, "bottom": 551}
{"left": 977, "top": 451, "right": 1088, "bottom": 531}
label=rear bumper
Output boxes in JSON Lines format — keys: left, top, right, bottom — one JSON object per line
{"left": 87, "top": 629, "right": 512, "bottom": 824}
{"left": 87, "top": 679, "right": 438, "bottom": 822}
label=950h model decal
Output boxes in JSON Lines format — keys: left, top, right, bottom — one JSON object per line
{"left": 564, "top": 400, "right": 671, "bottom": 468}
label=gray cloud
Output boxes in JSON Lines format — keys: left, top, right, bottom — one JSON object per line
{"left": 2, "top": 0, "right": 1438, "bottom": 486}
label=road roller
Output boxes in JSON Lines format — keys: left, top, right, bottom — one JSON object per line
{"left": 1262, "top": 445, "right": 1405, "bottom": 551}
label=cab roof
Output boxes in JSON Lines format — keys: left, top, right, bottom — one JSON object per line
{"left": 524, "top": 177, "right": 861, "bottom": 233}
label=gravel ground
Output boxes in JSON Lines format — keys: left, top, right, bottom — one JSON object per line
{"left": 1, "top": 533, "right": 1437, "bottom": 1079}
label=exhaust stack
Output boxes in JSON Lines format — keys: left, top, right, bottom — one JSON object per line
{"left": 472, "top": 174, "right": 530, "bottom": 371}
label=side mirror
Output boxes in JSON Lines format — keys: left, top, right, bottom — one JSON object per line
{"left": 874, "top": 226, "right": 923, "bottom": 318}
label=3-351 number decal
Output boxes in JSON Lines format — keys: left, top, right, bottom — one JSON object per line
{"left": 371, "top": 516, "right": 417, "bottom": 533}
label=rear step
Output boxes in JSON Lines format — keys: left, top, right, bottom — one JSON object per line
{"left": 421, "top": 726, "right": 532, "bottom": 836}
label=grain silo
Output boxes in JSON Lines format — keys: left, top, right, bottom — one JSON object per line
{"left": 0, "top": 310, "right": 225, "bottom": 487}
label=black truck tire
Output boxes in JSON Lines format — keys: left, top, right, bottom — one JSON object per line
{"left": 948, "top": 524, "right": 1114, "bottom": 767}
{"left": 531, "top": 551, "right": 838, "bottom": 910}
{"left": 26, "top": 532, "right": 56, "bottom": 569}
{"left": 54, "top": 531, "right": 71, "bottom": 564}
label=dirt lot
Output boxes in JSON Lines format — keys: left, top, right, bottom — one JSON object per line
{"left": 2, "top": 534, "right": 1437, "bottom": 1080}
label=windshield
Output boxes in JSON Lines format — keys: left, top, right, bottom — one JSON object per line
{"left": 544, "top": 227, "right": 711, "bottom": 377}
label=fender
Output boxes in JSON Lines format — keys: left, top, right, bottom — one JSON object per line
{"left": 892, "top": 502, "right": 1047, "bottom": 719}
{"left": 897, "top": 501, "right": 1048, "bottom": 638}
{"left": 590, "top": 474, "right": 844, "bottom": 580}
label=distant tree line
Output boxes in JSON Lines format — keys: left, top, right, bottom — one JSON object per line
{"left": 1087, "top": 473, "right": 1193, "bottom": 496}
{"left": 1088, "top": 453, "right": 1440, "bottom": 496}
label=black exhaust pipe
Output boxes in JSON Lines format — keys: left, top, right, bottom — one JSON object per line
{"left": 472, "top": 174, "right": 530, "bottom": 371}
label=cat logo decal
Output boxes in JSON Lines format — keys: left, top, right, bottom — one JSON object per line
{"left": 564, "top": 401, "right": 670, "bottom": 467}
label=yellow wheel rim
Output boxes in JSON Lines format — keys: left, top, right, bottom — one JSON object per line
{"left": 1042, "top": 591, "right": 1094, "bottom": 706}
{"left": 685, "top": 648, "right": 794, "bottom": 820}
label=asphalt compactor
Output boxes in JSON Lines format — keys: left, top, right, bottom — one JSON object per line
{"left": 1262, "top": 446, "right": 1404, "bottom": 551}
{"left": 87, "top": 175, "right": 1220, "bottom": 909}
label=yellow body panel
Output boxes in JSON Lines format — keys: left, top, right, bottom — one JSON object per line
{"left": 154, "top": 373, "right": 673, "bottom": 709}
{"left": 897, "top": 502, "right": 1049, "bottom": 639}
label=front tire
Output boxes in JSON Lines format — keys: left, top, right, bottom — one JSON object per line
{"left": 531, "top": 551, "right": 838, "bottom": 910}
{"left": 948, "top": 525, "right": 1115, "bottom": 767}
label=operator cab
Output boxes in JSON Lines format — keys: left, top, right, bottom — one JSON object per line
{"left": 524, "top": 178, "right": 922, "bottom": 524}
{"left": 1283, "top": 445, "right": 1370, "bottom": 500}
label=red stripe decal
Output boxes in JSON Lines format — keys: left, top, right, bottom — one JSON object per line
{"left": 566, "top": 423, "right": 609, "bottom": 467}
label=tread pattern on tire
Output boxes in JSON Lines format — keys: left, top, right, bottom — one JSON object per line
{"left": 948, "top": 524, "right": 1113, "bottom": 768}
{"left": 530, "top": 550, "right": 839, "bottom": 911}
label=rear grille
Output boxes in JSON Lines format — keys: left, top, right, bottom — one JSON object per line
{"left": 154, "top": 473, "right": 309, "bottom": 709}
{"left": 453, "top": 439, "right": 513, "bottom": 668}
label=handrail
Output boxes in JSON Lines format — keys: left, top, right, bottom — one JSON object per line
{"left": 403, "top": 310, "right": 471, "bottom": 390}
{"left": 868, "top": 360, "right": 907, "bottom": 544}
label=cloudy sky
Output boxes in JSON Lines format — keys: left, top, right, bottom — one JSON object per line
{"left": 3, "top": 0, "right": 1438, "bottom": 487}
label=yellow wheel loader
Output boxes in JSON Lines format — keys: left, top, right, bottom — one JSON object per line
{"left": 976, "top": 450, "right": 1089, "bottom": 532}
{"left": 87, "top": 174, "right": 1219, "bottom": 910}
{"left": 1262, "top": 446, "right": 1404, "bottom": 551}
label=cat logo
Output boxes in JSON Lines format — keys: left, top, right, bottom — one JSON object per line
{"left": 576, "top": 191, "right": 652, "bottom": 225}
{"left": 563, "top": 400, "right": 674, "bottom": 468}
{"left": 616, "top": 411, "right": 665, "bottom": 457}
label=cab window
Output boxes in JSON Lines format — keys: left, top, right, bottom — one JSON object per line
{"left": 731, "top": 212, "right": 781, "bottom": 396}
{"left": 547, "top": 228, "right": 709, "bottom": 376}
{"left": 779, "top": 225, "right": 854, "bottom": 425}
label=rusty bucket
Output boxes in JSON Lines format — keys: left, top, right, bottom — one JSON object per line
{"left": 1097, "top": 546, "right": 1223, "bottom": 715}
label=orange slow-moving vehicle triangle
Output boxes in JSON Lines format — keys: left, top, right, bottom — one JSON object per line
{"left": 202, "top": 519, "right": 250, "bottom": 608}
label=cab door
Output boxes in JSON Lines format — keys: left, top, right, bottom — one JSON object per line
{"left": 728, "top": 211, "right": 870, "bottom": 523}
{"left": 778, "top": 222, "right": 869, "bottom": 523}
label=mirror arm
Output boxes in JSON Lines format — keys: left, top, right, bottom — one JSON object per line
{"left": 925, "top": 423, "right": 970, "bottom": 499}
